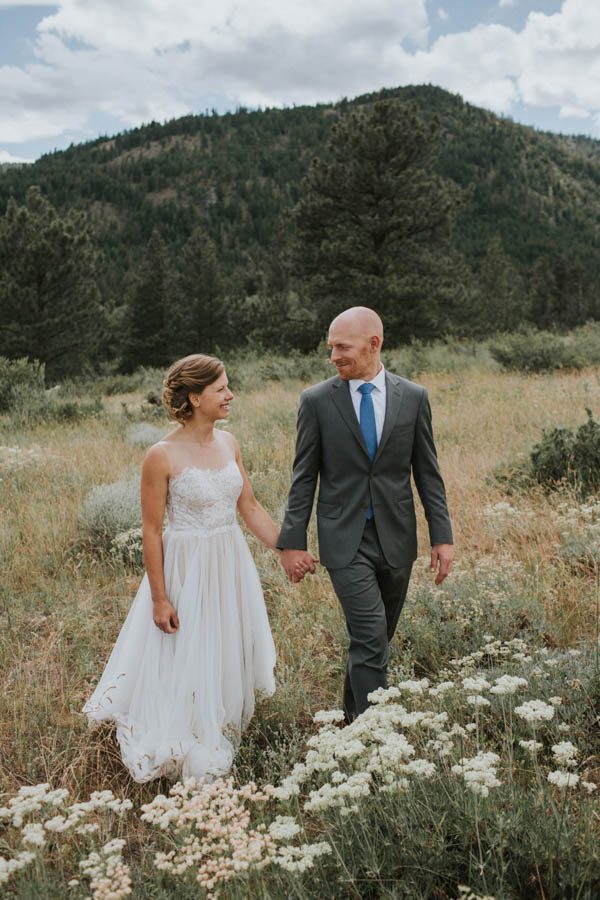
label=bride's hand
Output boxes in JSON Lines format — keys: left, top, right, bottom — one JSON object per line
{"left": 152, "top": 598, "right": 180, "bottom": 633}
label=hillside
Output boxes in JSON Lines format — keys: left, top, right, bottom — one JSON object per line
{"left": 1, "top": 85, "right": 600, "bottom": 295}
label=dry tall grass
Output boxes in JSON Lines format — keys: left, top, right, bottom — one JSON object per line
{"left": 1, "top": 367, "right": 598, "bottom": 807}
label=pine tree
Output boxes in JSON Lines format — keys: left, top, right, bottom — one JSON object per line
{"left": 290, "top": 100, "right": 464, "bottom": 342}
{"left": 0, "top": 186, "right": 105, "bottom": 381}
{"left": 121, "top": 229, "right": 171, "bottom": 371}
{"left": 528, "top": 257, "right": 558, "bottom": 329}
{"left": 477, "top": 236, "right": 524, "bottom": 333}
{"left": 172, "top": 227, "right": 224, "bottom": 355}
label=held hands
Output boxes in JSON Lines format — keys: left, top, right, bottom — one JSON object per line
{"left": 430, "top": 543, "right": 454, "bottom": 585}
{"left": 153, "top": 597, "right": 180, "bottom": 633}
{"left": 280, "top": 549, "right": 319, "bottom": 584}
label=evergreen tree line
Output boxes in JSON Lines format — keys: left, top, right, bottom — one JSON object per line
{"left": 1, "top": 99, "right": 598, "bottom": 381}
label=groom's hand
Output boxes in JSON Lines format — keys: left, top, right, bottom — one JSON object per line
{"left": 280, "top": 549, "right": 318, "bottom": 584}
{"left": 430, "top": 544, "right": 454, "bottom": 585}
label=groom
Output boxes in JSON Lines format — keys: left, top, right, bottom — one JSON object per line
{"left": 278, "top": 307, "right": 453, "bottom": 722}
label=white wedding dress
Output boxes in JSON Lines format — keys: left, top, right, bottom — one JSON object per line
{"left": 83, "top": 459, "right": 276, "bottom": 783}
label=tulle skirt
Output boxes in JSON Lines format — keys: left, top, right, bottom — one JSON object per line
{"left": 83, "top": 523, "right": 276, "bottom": 783}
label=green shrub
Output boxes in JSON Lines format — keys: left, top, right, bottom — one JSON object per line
{"left": 81, "top": 474, "right": 141, "bottom": 550}
{"left": 489, "top": 331, "right": 584, "bottom": 373}
{"left": 0, "top": 357, "right": 45, "bottom": 412}
{"left": 63, "top": 366, "right": 166, "bottom": 399}
{"left": 383, "top": 338, "right": 495, "bottom": 379}
{"left": 570, "top": 320, "right": 600, "bottom": 366}
{"left": 10, "top": 392, "right": 102, "bottom": 425}
{"left": 531, "top": 409, "right": 600, "bottom": 496}
{"left": 110, "top": 527, "right": 144, "bottom": 570}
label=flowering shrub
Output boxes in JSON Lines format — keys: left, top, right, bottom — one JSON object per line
{"left": 483, "top": 501, "right": 535, "bottom": 536}
{"left": 81, "top": 475, "right": 141, "bottom": 550}
{"left": 0, "top": 784, "right": 132, "bottom": 896}
{"left": 1, "top": 635, "right": 598, "bottom": 898}
{"left": 398, "top": 556, "right": 551, "bottom": 674}
{"left": 553, "top": 499, "right": 600, "bottom": 573}
{"left": 110, "top": 527, "right": 144, "bottom": 570}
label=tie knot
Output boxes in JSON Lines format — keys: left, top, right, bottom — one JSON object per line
{"left": 359, "top": 383, "right": 375, "bottom": 396}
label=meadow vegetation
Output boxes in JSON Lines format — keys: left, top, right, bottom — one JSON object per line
{"left": 0, "top": 349, "right": 599, "bottom": 898}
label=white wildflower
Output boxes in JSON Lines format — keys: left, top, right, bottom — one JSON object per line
{"left": 269, "top": 816, "right": 301, "bottom": 841}
{"left": 547, "top": 770, "right": 579, "bottom": 789}
{"left": 75, "top": 822, "right": 100, "bottom": 836}
{"left": 515, "top": 700, "right": 555, "bottom": 725}
{"left": 402, "top": 759, "right": 436, "bottom": 779}
{"left": 582, "top": 781, "right": 597, "bottom": 793}
{"left": 21, "top": 822, "right": 46, "bottom": 848}
{"left": 452, "top": 751, "right": 502, "bottom": 798}
{"left": 313, "top": 709, "right": 345, "bottom": 725}
{"left": 429, "top": 681, "right": 455, "bottom": 697}
{"left": 467, "top": 695, "right": 491, "bottom": 708}
{"left": 490, "top": 675, "right": 528, "bottom": 695}
{"left": 102, "top": 838, "right": 126, "bottom": 856}
{"left": 396, "top": 679, "right": 430, "bottom": 695}
{"left": 275, "top": 841, "right": 332, "bottom": 873}
{"left": 367, "top": 686, "right": 401, "bottom": 704}
{"left": 462, "top": 676, "right": 491, "bottom": 693}
{"left": 551, "top": 741, "right": 578, "bottom": 768}
{"left": 519, "top": 740, "right": 543, "bottom": 753}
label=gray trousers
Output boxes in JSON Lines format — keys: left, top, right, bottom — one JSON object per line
{"left": 327, "top": 520, "right": 412, "bottom": 722}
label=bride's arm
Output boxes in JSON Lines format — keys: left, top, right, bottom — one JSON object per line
{"left": 141, "top": 446, "right": 179, "bottom": 632}
{"left": 232, "top": 436, "right": 280, "bottom": 551}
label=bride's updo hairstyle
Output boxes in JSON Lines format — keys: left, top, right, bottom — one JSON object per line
{"left": 162, "top": 354, "right": 225, "bottom": 424}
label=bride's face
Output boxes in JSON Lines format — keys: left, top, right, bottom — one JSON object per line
{"left": 190, "top": 372, "right": 234, "bottom": 421}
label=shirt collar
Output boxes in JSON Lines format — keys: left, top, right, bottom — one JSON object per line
{"left": 350, "top": 364, "right": 386, "bottom": 393}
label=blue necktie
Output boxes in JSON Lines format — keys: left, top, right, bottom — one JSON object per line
{"left": 359, "top": 383, "right": 377, "bottom": 519}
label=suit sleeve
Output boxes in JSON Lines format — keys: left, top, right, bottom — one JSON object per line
{"left": 277, "top": 390, "right": 321, "bottom": 551}
{"left": 411, "top": 387, "right": 453, "bottom": 546}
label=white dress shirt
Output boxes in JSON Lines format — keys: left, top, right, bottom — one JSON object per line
{"left": 349, "top": 364, "right": 387, "bottom": 443}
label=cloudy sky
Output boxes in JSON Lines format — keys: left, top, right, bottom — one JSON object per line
{"left": 1, "top": 0, "right": 599, "bottom": 164}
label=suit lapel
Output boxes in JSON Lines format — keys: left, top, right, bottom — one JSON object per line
{"left": 331, "top": 378, "right": 369, "bottom": 458}
{"left": 374, "top": 373, "right": 405, "bottom": 463}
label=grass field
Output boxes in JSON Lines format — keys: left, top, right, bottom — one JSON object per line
{"left": 1, "top": 363, "right": 599, "bottom": 898}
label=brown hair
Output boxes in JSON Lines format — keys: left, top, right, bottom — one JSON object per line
{"left": 161, "top": 354, "right": 225, "bottom": 423}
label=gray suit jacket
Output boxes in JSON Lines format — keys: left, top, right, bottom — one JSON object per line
{"left": 278, "top": 371, "right": 453, "bottom": 569}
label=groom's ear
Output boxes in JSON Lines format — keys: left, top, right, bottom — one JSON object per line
{"left": 370, "top": 335, "right": 382, "bottom": 352}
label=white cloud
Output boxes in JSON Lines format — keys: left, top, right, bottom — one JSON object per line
{"left": 0, "top": 0, "right": 430, "bottom": 142}
{"left": 559, "top": 106, "right": 591, "bottom": 119}
{"left": 498, "top": 0, "right": 517, "bottom": 8}
{"left": 0, "top": 1, "right": 55, "bottom": 7}
{"left": 0, "top": 149, "right": 33, "bottom": 163}
{"left": 438, "top": 6, "right": 448, "bottom": 21}
{"left": 2, "top": 0, "right": 600, "bottom": 148}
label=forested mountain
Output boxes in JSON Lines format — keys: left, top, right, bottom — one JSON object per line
{"left": 1, "top": 84, "right": 600, "bottom": 374}
{"left": 1, "top": 85, "right": 599, "bottom": 284}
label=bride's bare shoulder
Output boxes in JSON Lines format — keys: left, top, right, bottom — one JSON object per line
{"left": 142, "top": 441, "right": 173, "bottom": 479}
{"left": 220, "top": 429, "right": 240, "bottom": 453}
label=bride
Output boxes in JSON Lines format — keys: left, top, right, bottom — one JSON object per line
{"left": 83, "top": 353, "right": 280, "bottom": 783}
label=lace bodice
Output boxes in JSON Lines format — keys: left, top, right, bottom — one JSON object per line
{"left": 166, "top": 459, "right": 243, "bottom": 534}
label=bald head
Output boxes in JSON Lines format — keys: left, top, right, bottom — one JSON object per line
{"left": 329, "top": 307, "right": 383, "bottom": 340}
{"left": 327, "top": 307, "right": 384, "bottom": 381}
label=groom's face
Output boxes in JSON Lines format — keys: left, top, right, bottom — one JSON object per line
{"left": 328, "top": 326, "right": 376, "bottom": 381}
